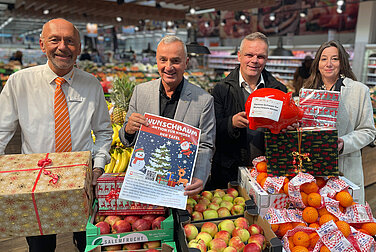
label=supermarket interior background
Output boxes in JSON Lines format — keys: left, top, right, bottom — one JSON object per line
{"left": 1, "top": 0, "right": 376, "bottom": 251}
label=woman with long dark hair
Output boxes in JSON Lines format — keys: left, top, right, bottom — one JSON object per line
{"left": 304, "top": 40, "right": 376, "bottom": 204}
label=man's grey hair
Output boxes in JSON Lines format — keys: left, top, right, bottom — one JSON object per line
{"left": 239, "top": 32, "right": 269, "bottom": 53}
{"left": 158, "top": 35, "right": 187, "bottom": 58}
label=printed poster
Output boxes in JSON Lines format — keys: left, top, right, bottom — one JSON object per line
{"left": 119, "top": 113, "right": 201, "bottom": 210}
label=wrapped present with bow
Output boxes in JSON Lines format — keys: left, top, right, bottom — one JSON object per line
{"left": 265, "top": 127, "right": 338, "bottom": 177}
{"left": 0, "top": 151, "right": 93, "bottom": 238}
{"left": 97, "top": 173, "right": 165, "bottom": 215}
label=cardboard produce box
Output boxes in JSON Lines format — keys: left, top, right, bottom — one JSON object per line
{"left": 239, "top": 166, "right": 361, "bottom": 216}
{"left": 86, "top": 201, "right": 174, "bottom": 247}
{"left": 85, "top": 241, "right": 176, "bottom": 252}
{"left": 0, "top": 151, "right": 93, "bottom": 237}
{"left": 97, "top": 173, "right": 165, "bottom": 215}
{"left": 239, "top": 167, "right": 289, "bottom": 217}
{"left": 177, "top": 209, "right": 282, "bottom": 252}
{"left": 265, "top": 128, "right": 338, "bottom": 177}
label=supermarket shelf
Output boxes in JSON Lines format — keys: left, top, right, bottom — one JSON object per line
{"left": 266, "top": 63, "right": 300, "bottom": 67}
{"left": 265, "top": 68, "right": 296, "bottom": 73}
{"left": 366, "top": 81, "right": 376, "bottom": 85}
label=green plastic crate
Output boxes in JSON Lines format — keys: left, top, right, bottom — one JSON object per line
{"left": 86, "top": 200, "right": 174, "bottom": 247}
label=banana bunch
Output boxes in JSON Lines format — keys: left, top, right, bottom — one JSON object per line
{"left": 111, "top": 123, "right": 122, "bottom": 146}
{"left": 105, "top": 147, "right": 132, "bottom": 173}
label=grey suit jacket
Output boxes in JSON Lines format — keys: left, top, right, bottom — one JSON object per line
{"left": 119, "top": 78, "right": 216, "bottom": 184}
{"left": 337, "top": 77, "right": 376, "bottom": 204}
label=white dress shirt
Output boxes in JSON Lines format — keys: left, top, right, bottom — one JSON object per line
{"left": 0, "top": 63, "right": 113, "bottom": 169}
{"left": 239, "top": 69, "right": 265, "bottom": 94}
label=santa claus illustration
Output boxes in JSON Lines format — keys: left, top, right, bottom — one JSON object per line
{"left": 179, "top": 138, "right": 193, "bottom": 157}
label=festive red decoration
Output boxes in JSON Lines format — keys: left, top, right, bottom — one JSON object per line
{"left": 245, "top": 88, "right": 303, "bottom": 134}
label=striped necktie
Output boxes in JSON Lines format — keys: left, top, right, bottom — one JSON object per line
{"left": 54, "top": 77, "right": 72, "bottom": 152}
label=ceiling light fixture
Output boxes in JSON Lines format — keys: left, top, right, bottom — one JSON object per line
{"left": 190, "top": 7, "right": 196, "bottom": 15}
{"left": 204, "top": 22, "right": 209, "bottom": 28}
{"left": 116, "top": 16, "right": 122, "bottom": 22}
{"left": 167, "top": 21, "right": 174, "bottom": 27}
{"left": 240, "top": 14, "right": 246, "bottom": 21}
{"left": 187, "top": 22, "right": 192, "bottom": 28}
{"left": 300, "top": 9, "right": 307, "bottom": 18}
{"left": 43, "top": 9, "right": 49, "bottom": 15}
{"left": 337, "top": 0, "right": 344, "bottom": 6}
{"left": 269, "top": 13, "right": 275, "bottom": 21}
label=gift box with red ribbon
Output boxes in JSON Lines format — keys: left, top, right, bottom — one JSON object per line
{"left": 265, "top": 127, "right": 338, "bottom": 177}
{"left": 97, "top": 173, "right": 165, "bottom": 215}
{"left": 0, "top": 151, "right": 93, "bottom": 238}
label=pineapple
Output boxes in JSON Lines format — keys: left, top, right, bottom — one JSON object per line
{"left": 110, "top": 77, "right": 137, "bottom": 125}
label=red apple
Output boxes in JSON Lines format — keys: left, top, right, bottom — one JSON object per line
{"left": 248, "top": 224, "right": 263, "bottom": 236}
{"left": 232, "top": 227, "right": 250, "bottom": 243}
{"left": 227, "top": 188, "right": 239, "bottom": 198}
{"left": 192, "top": 211, "right": 204, "bottom": 221}
{"left": 213, "top": 189, "right": 226, "bottom": 198}
{"left": 244, "top": 242, "right": 261, "bottom": 252}
{"left": 145, "top": 249, "right": 159, "bottom": 252}
{"left": 143, "top": 240, "right": 161, "bottom": 249}
{"left": 203, "top": 209, "right": 219, "bottom": 219}
{"left": 223, "top": 246, "right": 237, "bottom": 252}
{"left": 248, "top": 234, "right": 266, "bottom": 250}
{"left": 201, "top": 222, "right": 218, "bottom": 237}
{"left": 123, "top": 215, "right": 140, "bottom": 225}
{"left": 152, "top": 216, "right": 166, "bottom": 230}
{"left": 132, "top": 218, "right": 151, "bottom": 231}
{"left": 217, "top": 207, "right": 231, "bottom": 218}
{"left": 194, "top": 203, "right": 207, "bottom": 212}
{"left": 202, "top": 191, "right": 214, "bottom": 201}
{"left": 186, "top": 204, "right": 193, "bottom": 214}
{"left": 95, "top": 221, "right": 111, "bottom": 234}
{"left": 234, "top": 217, "right": 249, "bottom": 229}
{"left": 228, "top": 236, "right": 245, "bottom": 251}
{"left": 188, "top": 239, "right": 207, "bottom": 252}
{"left": 231, "top": 204, "right": 245, "bottom": 215}
{"left": 123, "top": 242, "right": 142, "bottom": 250}
{"left": 219, "top": 201, "right": 233, "bottom": 211}
{"left": 233, "top": 196, "right": 246, "bottom": 206}
{"left": 104, "top": 215, "right": 121, "bottom": 226}
{"left": 208, "top": 238, "right": 227, "bottom": 252}
{"left": 191, "top": 194, "right": 200, "bottom": 202}
{"left": 187, "top": 198, "right": 198, "bottom": 207}
{"left": 104, "top": 244, "right": 122, "bottom": 251}
{"left": 222, "top": 194, "right": 235, "bottom": 203}
{"left": 207, "top": 202, "right": 220, "bottom": 211}
{"left": 184, "top": 223, "right": 199, "bottom": 241}
{"left": 112, "top": 219, "right": 131, "bottom": 233}
{"left": 211, "top": 197, "right": 223, "bottom": 205}
{"left": 214, "top": 230, "right": 231, "bottom": 245}
{"left": 198, "top": 197, "right": 211, "bottom": 206}
{"left": 142, "top": 214, "right": 157, "bottom": 223}
{"left": 218, "top": 219, "right": 235, "bottom": 234}
{"left": 196, "top": 232, "right": 213, "bottom": 246}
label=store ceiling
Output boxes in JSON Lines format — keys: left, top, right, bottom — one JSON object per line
{"left": 0, "top": 0, "right": 275, "bottom": 37}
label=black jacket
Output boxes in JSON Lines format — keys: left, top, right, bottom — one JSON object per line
{"left": 211, "top": 65, "right": 287, "bottom": 178}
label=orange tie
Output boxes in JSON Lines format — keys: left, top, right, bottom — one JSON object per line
{"left": 54, "top": 77, "right": 72, "bottom": 152}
